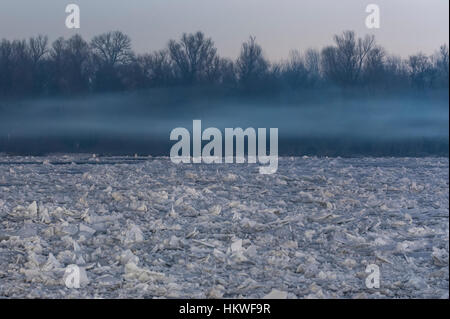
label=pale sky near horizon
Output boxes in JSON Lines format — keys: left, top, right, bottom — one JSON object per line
{"left": 0, "top": 0, "right": 448, "bottom": 60}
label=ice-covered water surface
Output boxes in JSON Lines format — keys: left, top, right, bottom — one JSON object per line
{"left": 0, "top": 156, "right": 448, "bottom": 298}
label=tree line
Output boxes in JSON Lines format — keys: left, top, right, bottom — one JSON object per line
{"left": 0, "top": 30, "right": 448, "bottom": 97}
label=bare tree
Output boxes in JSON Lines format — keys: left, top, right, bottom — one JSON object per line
{"left": 47, "top": 35, "right": 91, "bottom": 94}
{"left": 363, "top": 46, "right": 386, "bottom": 87}
{"left": 236, "top": 36, "right": 269, "bottom": 86}
{"left": 304, "top": 48, "right": 321, "bottom": 85}
{"left": 433, "top": 44, "right": 449, "bottom": 87}
{"left": 437, "top": 44, "right": 449, "bottom": 75}
{"left": 408, "top": 53, "right": 434, "bottom": 88}
{"left": 0, "top": 29, "right": 448, "bottom": 97}
{"left": 201, "top": 56, "right": 235, "bottom": 85}
{"left": 321, "top": 31, "right": 376, "bottom": 86}
{"left": 67, "top": 35, "right": 91, "bottom": 66}
{"left": 91, "top": 31, "right": 133, "bottom": 67}
{"left": 28, "top": 35, "right": 48, "bottom": 66}
{"left": 168, "top": 31, "right": 217, "bottom": 84}
{"left": 281, "top": 50, "right": 308, "bottom": 88}
{"left": 90, "top": 31, "right": 133, "bottom": 91}
{"left": 0, "top": 40, "right": 13, "bottom": 95}
{"left": 9, "top": 40, "right": 34, "bottom": 95}
{"left": 138, "top": 50, "right": 174, "bottom": 86}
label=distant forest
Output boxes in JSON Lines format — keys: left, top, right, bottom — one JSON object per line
{"left": 0, "top": 30, "right": 448, "bottom": 97}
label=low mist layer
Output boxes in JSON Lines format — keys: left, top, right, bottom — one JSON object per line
{"left": 0, "top": 88, "right": 448, "bottom": 156}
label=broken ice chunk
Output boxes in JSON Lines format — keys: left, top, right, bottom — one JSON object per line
{"left": 62, "top": 264, "right": 89, "bottom": 288}
{"left": 136, "top": 203, "right": 148, "bottom": 212}
{"left": 207, "top": 285, "right": 225, "bottom": 298}
{"left": 263, "top": 289, "right": 288, "bottom": 299}
{"left": 39, "top": 207, "right": 51, "bottom": 224}
{"left": 432, "top": 247, "right": 449, "bottom": 266}
{"left": 229, "top": 239, "right": 248, "bottom": 263}
{"left": 118, "top": 249, "right": 140, "bottom": 265}
{"left": 112, "top": 192, "right": 123, "bottom": 201}
{"left": 9, "top": 201, "right": 38, "bottom": 218}
{"left": 231, "top": 239, "right": 243, "bottom": 253}
{"left": 79, "top": 224, "right": 96, "bottom": 236}
{"left": 123, "top": 223, "right": 144, "bottom": 244}
{"left": 42, "top": 253, "right": 63, "bottom": 271}
{"left": 209, "top": 205, "right": 222, "bottom": 215}
{"left": 124, "top": 262, "right": 165, "bottom": 283}
{"left": 27, "top": 201, "right": 38, "bottom": 216}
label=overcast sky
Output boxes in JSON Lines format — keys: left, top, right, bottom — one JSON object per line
{"left": 0, "top": 0, "right": 448, "bottom": 60}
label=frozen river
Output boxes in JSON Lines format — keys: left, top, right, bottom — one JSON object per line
{"left": 0, "top": 156, "right": 448, "bottom": 298}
